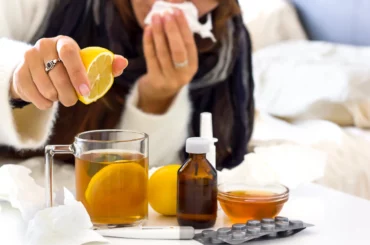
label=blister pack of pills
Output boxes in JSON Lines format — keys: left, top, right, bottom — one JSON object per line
{"left": 193, "top": 217, "right": 313, "bottom": 244}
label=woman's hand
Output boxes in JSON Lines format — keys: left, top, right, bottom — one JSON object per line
{"left": 10, "top": 35, "right": 128, "bottom": 110}
{"left": 139, "top": 9, "right": 198, "bottom": 114}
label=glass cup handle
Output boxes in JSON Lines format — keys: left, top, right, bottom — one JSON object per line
{"left": 45, "top": 145, "right": 74, "bottom": 207}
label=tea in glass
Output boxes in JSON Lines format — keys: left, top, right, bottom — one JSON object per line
{"left": 75, "top": 150, "right": 148, "bottom": 225}
{"left": 45, "top": 130, "right": 149, "bottom": 228}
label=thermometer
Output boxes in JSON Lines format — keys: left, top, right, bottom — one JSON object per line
{"left": 97, "top": 226, "right": 195, "bottom": 240}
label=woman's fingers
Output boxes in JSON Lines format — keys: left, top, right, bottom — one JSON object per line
{"left": 56, "top": 36, "right": 90, "bottom": 97}
{"left": 45, "top": 61, "right": 78, "bottom": 107}
{"left": 143, "top": 26, "right": 161, "bottom": 73}
{"left": 173, "top": 9, "right": 198, "bottom": 66}
{"left": 151, "top": 14, "right": 174, "bottom": 72}
{"left": 31, "top": 39, "right": 58, "bottom": 102}
{"left": 112, "top": 55, "right": 129, "bottom": 77}
{"left": 163, "top": 12, "right": 188, "bottom": 68}
{"left": 40, "top": 38, "right": 78, "bottom": 107}
{"left": 11, "top": 35, "right": 130, "bottom": 109}
{"left": 13, "top": 62, "right": 53, "bottom": 110}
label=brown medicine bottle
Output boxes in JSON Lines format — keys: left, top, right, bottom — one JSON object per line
{"left": 177, "top": 137, "right": 218, "bottom": 229}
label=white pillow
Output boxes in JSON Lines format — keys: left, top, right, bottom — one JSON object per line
{"left": 240, "top": 0, "right": 307, "bottom": 51}
{"left": 253, "top": 40, "right": 370, "bottom": 128}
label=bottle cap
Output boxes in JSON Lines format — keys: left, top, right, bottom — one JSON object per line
{"left": 186, "top": 137, "right": 210, "bottom": 154}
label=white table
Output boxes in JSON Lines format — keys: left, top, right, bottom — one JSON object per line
{"left": 1, "top": 183, "right": 370, "bottom": 245}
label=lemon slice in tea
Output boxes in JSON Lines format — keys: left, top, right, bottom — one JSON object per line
{"left": 85, "top": 163, "right": 147, "bottom": 216}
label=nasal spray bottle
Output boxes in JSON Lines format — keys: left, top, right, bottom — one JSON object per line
{"left": 176, "top": 113, "right": 218, "bottom": 229}
{"left": 200, "top": 112, "right": 218, "bottom": 169}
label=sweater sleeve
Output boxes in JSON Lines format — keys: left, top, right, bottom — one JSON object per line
{"left": 118, "top": 84, "right": 192, "bottom": 167}
{"left": 0, "top": 0, "right": 58, "bottom": 150}
{"left": 0, "top": 39, "right": 59, "bottom": 150}
{"left": 0, "top": 0, "right": 52, "bottom": 42}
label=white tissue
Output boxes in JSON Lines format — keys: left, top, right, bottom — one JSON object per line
{"left": 219, "top": 144, "right": 327, "bottom": 189}
{"left": 0, "top": 165, "right": 108, "bottom": 245}
{"left": 25, "top": 188, "right": 108, "bottom": 245}
{"left": 0, "top": 165, "right": 45, "bottom": 221}
{"left": 144, "top": 1, "right": 216, "bottom": 42}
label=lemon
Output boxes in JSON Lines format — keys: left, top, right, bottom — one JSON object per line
{"left": 79, "top": 47, "right": 114, "bottom": 104}
{"left": 85, "top": 162, "right": 147, "bottom": 217}
{"left": 148, "top": 164, "right": 181, "bottom": 216}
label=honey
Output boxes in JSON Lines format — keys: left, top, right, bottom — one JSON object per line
{"left": 218, "top": 189, "right": 288, "bottom": 223}
{"left": 75, "top": 151, "right": 148, "bottom": 226}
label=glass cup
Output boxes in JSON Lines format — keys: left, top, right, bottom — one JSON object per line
{"left": 45, "top": 129, "right": 149, "bottom": 227}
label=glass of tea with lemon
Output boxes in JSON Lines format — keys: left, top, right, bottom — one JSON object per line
{"left": 45, "top": 130, "right": 148, "bottom": 227}
{"left": 45, "top": 48, "right": 149, "bottom": 227}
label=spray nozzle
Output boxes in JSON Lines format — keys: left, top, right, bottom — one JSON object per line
{"left": 200, "top": 112, "right": 218, "bottom": 143}
{"left": 200, "top": 112, "right": 218, "bottom": 168}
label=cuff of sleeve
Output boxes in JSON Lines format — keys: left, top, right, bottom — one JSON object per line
{"left": 119, "top": 83, "right": 192, "bottom": 166}
{"left": 120, "top": 83, "right": 192, "bottom": 133}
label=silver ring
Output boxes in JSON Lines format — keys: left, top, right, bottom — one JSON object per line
{"left": 174, "top": 60, "right": 189, "bottom": 69}
{"left": 45, "top": 58, "right": 62, "bottom": 73}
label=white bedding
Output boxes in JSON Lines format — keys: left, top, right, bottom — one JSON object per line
{"left": 2, "top": 114, "right": 370, "bottom": 201}
{"left": 253, "top": 40, "right": 370, "bottom": 128}
{"left": 240, "top": 0, "right": 307, "bottom": 51}
{"left": 249, "top": 34, "right": 370, "bottom": 200}
{"left": 252, "top": 111, "right": 370, "bottom": 200}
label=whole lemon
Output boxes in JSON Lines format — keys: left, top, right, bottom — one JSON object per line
{"left": 148, "top": 164, "right": 181, "bottom": 216}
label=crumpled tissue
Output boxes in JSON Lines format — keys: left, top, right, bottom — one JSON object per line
{"left": 25, "top": 188, "right": 108, "bottom": 245}
{"left": 144, "top": 0, "right": 216, "bottom": 42}
{"left": 0, "top": 164, "right": 108, "bottom": 245}
{"left": 0, "top": 165, "right": 45, "bottom": 221}
{"left": 219, "top": 144, "right": 327, "bottom": 189}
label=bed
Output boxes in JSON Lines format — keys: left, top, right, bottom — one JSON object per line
{"left": 246, "top": 0, "right": 370, "bottom": 199}
{"left": 1, "top": 0, "right": 370, "bottom": 201}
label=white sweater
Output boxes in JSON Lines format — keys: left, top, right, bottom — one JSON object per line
{"left": 0, "top": 0, "right": 191, "bottom": 167}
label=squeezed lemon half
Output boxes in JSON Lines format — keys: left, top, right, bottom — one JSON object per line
{"left": 79, "top": 47, "right": 114, "bottom": 104}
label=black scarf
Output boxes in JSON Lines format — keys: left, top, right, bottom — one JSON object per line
{"left": 39, "top": 0, "right": 254, "bottom": 170}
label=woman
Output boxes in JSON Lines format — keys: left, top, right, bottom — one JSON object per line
{"left": 0, "top": 0, "right": 254, "bottom": 169}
